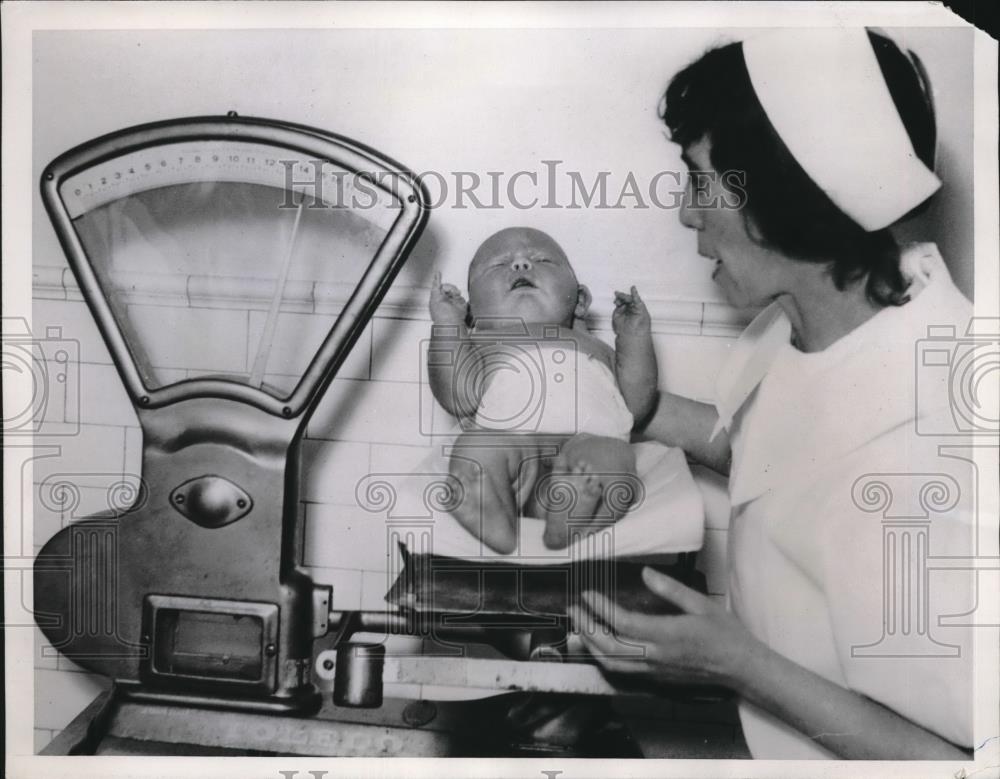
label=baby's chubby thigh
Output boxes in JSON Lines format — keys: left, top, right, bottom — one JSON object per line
{"left": 446, "top": 431, "right": 569, "bottom": 553}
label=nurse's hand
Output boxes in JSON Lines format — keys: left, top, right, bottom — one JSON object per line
{"left": 569, "top": 566, "right": 758, "bottom": 689}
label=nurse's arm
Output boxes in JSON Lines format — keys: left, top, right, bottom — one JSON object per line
{"left": 573, "top": 570, "right": 971, "bottom": 761}
{"left": 638, "top": 391, "right": 731, "bottom": 475}
{"left": 734, "top": 632, "right": 972, "bottom": 760}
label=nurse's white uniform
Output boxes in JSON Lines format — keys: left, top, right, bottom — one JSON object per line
{"left": 714, "top": 244, "right": 976, "bottom": 758}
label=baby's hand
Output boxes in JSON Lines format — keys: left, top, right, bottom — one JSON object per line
{"left": 613, "top": 286, "right": 651, "bottom": 336}
{"left": 429, "top": 271, "right": 469, "bottom": 324}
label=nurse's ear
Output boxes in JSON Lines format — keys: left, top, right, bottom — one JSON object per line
{"left": 572, "top": 284, "right": 592, "bottom": 331}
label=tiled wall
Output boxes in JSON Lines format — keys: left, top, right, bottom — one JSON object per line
{"left": 30, "top": 270, "right": 739, "bottom": 751}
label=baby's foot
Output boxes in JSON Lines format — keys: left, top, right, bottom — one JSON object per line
{"left": 568, "top": 461, "right": 603, "bottom": 518}
{"left": 541, "top": 457, "right": 604, "bottom": 549}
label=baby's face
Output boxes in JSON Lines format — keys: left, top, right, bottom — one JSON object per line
{"left": 467, "top": 228, "right": 582, "bottom": 326}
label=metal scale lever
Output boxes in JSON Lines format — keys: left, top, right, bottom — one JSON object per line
{"left": 311, "top": 551, "right": 728, "bottom": 708}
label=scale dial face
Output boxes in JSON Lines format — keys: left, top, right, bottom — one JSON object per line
{"left": 47, "top": 126, "right": 422, "bottom": 412}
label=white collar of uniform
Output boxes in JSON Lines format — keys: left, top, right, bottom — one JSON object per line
{"left": 710, "top": 303, "right": 790, "bottom": 442}
{"left": 711, "top": 242, "right": 954, "bottom": 443}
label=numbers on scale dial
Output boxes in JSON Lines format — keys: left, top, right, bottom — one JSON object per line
{"left": 62, "top": 142, "right": 386, "bottom": 219}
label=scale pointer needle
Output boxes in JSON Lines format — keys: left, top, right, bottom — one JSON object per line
{"left": 249, "top": 199, "right": 305, "bottom": 388}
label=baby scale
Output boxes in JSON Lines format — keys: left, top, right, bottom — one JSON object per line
{"left": 33, "top": 115, "right": 718, "bottom": 757}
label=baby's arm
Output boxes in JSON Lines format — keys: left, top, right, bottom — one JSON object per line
{"left": 612, "top": 286, "right": 658, "bottom": 425}
{"left": 427, "top": 272, "right": 481, "bottom": 418}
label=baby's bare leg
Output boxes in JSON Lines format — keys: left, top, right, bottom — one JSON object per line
{"left": 448, "top": 433, "right": 563, "bottom": 554}
{"left": 539, "top": 434, "right": 638, "bottom": 549}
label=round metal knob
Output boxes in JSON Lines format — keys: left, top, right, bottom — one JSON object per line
{"left": 333, "top": 642, "right": 385, "bottom": 708}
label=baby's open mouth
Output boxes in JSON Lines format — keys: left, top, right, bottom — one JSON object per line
{"left": 510, "top": 277, "right": 536, "bottom": 290}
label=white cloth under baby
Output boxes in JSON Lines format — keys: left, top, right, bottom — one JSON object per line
{"left": 354, "top": 436, "right": 705, "bottom": 566}
{"left": 473, "top": 343, "right": 634, "bottom": 441}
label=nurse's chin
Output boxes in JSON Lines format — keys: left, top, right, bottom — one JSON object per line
{"left": 712, "top": 274, "right": 754, "bottom": 311}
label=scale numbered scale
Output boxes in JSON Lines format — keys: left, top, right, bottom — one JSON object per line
{"left": 34, "top": 114, "right": 429, "bottom": 714}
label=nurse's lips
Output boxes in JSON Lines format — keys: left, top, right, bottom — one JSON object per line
{"left": 702, "top": 253, "right": 722, "bottom": 280}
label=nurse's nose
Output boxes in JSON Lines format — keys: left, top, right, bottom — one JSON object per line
{"left": 511, "top": 256, "right": 533, "bottom": 272}
{"left": 679, "top": 195, "right": 704, "bottom": 230}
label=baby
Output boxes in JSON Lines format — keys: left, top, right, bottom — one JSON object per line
{"left": 428, "top": 227, "right": 658, "bottom": 553}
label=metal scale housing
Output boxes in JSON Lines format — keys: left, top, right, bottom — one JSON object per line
{"left": 33, "top": 114, "right": 428, "bottom": 714}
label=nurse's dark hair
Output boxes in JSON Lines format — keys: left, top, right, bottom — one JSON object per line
{"left": 661, "top": 30, "right": 936, "bottom": 306}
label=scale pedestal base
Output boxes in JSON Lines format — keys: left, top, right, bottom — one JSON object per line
{"left": 42, "top": 685, "right": 643, "bottom": 758}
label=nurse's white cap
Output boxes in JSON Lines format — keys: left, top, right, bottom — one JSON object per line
{"left": 742, "top": 28, "right": 941, "bottom": 231}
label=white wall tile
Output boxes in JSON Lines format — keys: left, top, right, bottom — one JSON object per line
{"left": 300, "top": 440, "right": 371, "bottom": 505}
{"left": 699, "top": 528, "right": 729, "bottom": 597}
{"left": 123, "top": 426, "right": 143, "bottom": 475}
{"left": 651, "top": 333, "right": 735, "bottom": 402}
{"left": 361, "top": 569, "right": 395, "bottom": 610}
{"left": 32, "top": 425, "right": 128, "bottom": 489}
{"left": 34, "top": 627, "right": 59, "bottom": 671}
{"left": 33, "top": 299, "right": 114, "bottom": 365}
{"left": 78, "top": 362, "right": 138, "bottom": 428}
{"left": 304, "top": 504, "right": 392, "bottom": 572}
{"left": 369, "top": 443, "right": 435, "bottom": 475}
{"left": 333, "top": 321, "right": 373, "bottom": 382}
{"left": 34, "top": 668, "right": 109, "bottom": 731}
{"left": 371, "top": 317, "right": 427, "bottom": 384}
{"left": 32, "top": 356, "right": 81, "bottom": 435}
{"left": 307, "top": 379, "right": 429, "bottom": 446}
{"left": 302, "top": 566, "right": 363, "bottom": 610}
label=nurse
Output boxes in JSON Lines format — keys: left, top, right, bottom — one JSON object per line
{"left": 571, "top": 28, "right": 976, "bottom": 759}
